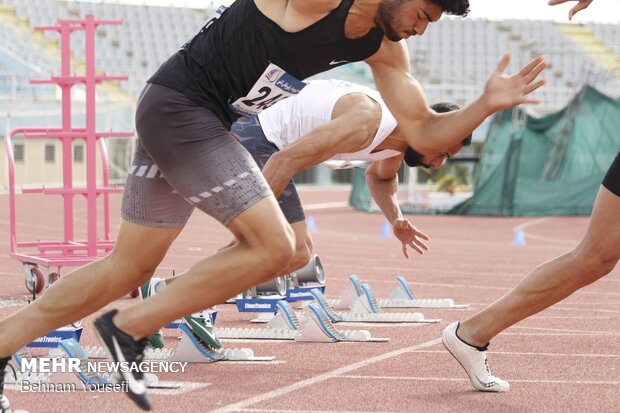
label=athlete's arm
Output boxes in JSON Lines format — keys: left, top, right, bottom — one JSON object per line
{"left": 366, "top": 156, "right": 404, "bottom": 225}
{"left": 365, "top": 38, "right": 546, "bottom": 155}
{"left": 548, "top": 0, "right": 594, "bottom": 20}
{"left": 261, "top": 94, "right": 380, "bottom": 197}
{"left": 366, "top": 156, "right": 429, "bottom": 258}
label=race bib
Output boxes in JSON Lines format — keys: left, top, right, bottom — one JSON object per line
{"left": 230, "top": 63, "right": 306, "bottom": 116}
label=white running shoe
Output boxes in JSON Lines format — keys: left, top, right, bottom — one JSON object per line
{"left": 442, "top": 321, "right": 509, "bottom": 392}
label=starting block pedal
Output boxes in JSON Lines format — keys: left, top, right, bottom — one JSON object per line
{"left": 84, "top": 324, "right": 275, "bottom": 363}
{"left": 378, "top": 276, "right": 469, "bottom": 309}
{"left": 310, "top": 287, "right": 439, "bottom": 323}
{"left": 328, "top": 275, "right": 466, "bottom": 311}
{"left": 295, "top": 303, "right": 388, "bottom": 342}
{"left": 216, "top": 300, "right": 388, "bottom": 342}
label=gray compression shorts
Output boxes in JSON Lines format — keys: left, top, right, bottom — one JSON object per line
{"left": 602, "top": 152, "right": 620, "bottom": 197}
{"left": 121, "top": 84, "right": 273, "bottom": 227}
{"left": 230, "top": 116, "right": 306, "bottom": 224}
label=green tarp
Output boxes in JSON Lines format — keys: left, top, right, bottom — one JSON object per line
{"left": 450, "top": 85, "right": 620, "bottom": 216}
{"left": 349, "top": 85, "right": 620, "bottom": 216}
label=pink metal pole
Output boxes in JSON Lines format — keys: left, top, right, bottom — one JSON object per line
{"left": 84, "top": 15, "right": 98, "bottom": 256}
{"left": 98, "top": 139, "right": 112, "bottom": 241}
{"left": 5, "top": 132, "right": 17, "bottom": 254}
{"left": 59, "top": 23, "right": 76, "bottom": 244}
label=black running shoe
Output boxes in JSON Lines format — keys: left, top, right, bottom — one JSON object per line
{"left": 1, "top": 356, "right": 11, "bottom": 413}
{"left": 94, "top": 310, "right": 152, "bottom": 411}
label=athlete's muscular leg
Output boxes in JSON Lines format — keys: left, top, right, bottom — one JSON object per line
{"left": 0, "top": 220, "right": 180, "bottom": 357}
{"left": 279, "top": 220, "right": 313, "bottom": 273}
{"left": 113, "top": 196, "right": 295, "bottom": 339}
{"left": 458, "top": 185, "right": 620, "bottom": 347}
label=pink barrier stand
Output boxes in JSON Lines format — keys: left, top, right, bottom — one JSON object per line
{"left": 4, "top": 16, "right": 133, "bottom": 297}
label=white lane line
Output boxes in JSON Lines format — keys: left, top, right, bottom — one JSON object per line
{"left": 220, "top": 360, "right": 287, "bottom": 365}
{"left": 514, "top": 217, "right": 583, "bottom": 246}
{"left": 503, "top": 332, "right": 619, "bottom": 337}
{"left": 235, "top": 410, "right": 401, "bottom": 413}
{"left": 511, "top": 325, "right": 620, "bottom": 334}
{"left": 414, "top": 350, "right": 620, "bottom": 358}
{"left": 235, "top": 410, "right": 402, "bottom": 413}
{"left": 531, "top": 316, "right": 611, "bottom": 320}
{"left": 538, "top": 306, "right": 620, "bottom": 314}
{"left": 520, "top": 233, "right": 578, "bottom": 246}
{"left": 337, "top": 323, "right": 430, "bottom": 328}
{"left": 303, "top": 201, "right": 350, "bottom": 211}
{"left": 516, "top": 217, "right": 552, "bottom": 230}
{"left": 149, "top": 381, "right": 212, "bottom": 395}
{"left": 210, "top": 338, "right": 441, "bottom": 413}
{"left": 339, "top": 375, "right": 620, "bottom": 386}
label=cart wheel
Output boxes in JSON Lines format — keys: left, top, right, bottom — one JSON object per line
{"left": 129, "top": 289, "right": 140, "bottom": 299}
{"left": 48, "top": 272, "right": 60, "bottom": 286}
{"left": 25, "top": 267, "right": 45, "bottom": 295}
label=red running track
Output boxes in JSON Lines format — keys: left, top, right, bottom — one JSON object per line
{"left": 0, "top": 190, "right": 619, "bottom": 412}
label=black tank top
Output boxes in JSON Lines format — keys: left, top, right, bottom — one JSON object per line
{"left": 148, "top": 0, "right": 384, "bottom": 128}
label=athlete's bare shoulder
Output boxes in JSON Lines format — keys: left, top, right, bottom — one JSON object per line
{"left": 254, "top": 0, "right": 342, "bottom": 32}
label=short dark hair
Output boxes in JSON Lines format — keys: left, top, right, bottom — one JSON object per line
{"left": 428, "top": 0, "right": 470, "bottom": 17}
{"left": 403, "top": 102, "right": 471, "bottom": 167}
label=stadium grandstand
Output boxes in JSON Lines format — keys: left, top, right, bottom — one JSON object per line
{"left": 1, "top": 0, "right": 619, "bottom": 197}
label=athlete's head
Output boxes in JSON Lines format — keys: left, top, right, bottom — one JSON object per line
{"left": 404, "top": 102, "right": 472, "bottom": 169}
{"left": 375, "top": 0, "right": 470, "bottom": 42}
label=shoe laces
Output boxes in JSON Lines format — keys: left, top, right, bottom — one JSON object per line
{"left": 0, "top": 357, "right": 9, "bottom": 393}
{"left": 484, "top": 357, "right": 492, "bottom": 375}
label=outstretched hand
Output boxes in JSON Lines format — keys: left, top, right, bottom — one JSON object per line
{"left": 392, "top": 218, "right": 429, "bottom": 259}
{"left": 482, "top": 52, "right": 547, "bottom": 113}
{"left": 548, "top": 0, "right": 594, "bottom": 20}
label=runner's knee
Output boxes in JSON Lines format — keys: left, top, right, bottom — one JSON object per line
{"left": 288, "top": 238, "right": 312, "bottom": 272}
{"left": 253, "top": 224, "right": 296, "bottom": 276}
{"left": 104, "top": 251, "right": 158, "bottom": 283}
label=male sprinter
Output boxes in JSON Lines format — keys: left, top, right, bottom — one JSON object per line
{"left": 141, "top": 80, "right": 471, "bottom": 304}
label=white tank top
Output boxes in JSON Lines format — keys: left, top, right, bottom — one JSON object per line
{"left": 257, "top": 79, "right": 400, "bottom": 169}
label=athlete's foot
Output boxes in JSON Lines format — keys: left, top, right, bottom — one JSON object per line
{"left": 1, "top": 356, "right": 11, "bottom": 413}
{"left": 442, "top": 321, "right": 509, "bottom": 392}
{"left": 183, "top": 310, "right": 221, "bottom": 350}
{"left": 94, "top": 310, "right": 152, "bottom": 411}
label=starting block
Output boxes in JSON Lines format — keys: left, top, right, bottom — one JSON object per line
{"left": 233, "top": 255, "right": 327, "bottom": 313}
{"left": 26, "top": 326, "right": 83, "bottom": 349}
{"left": 309, "top": 288, "right": 439, "bottom": 323}
{"left": 85, "top": 324, "right": 275, "bottom": 363}
{"left": 295, "top": 303, "right": 389, "bottom": 342}
{"left": 379, "top": 276, "right": 469, "bottom": 309}
{"left": 216, "top": 300, "right": 388, "bottom": 342}
{"left": 328, "top": 275, "right": 467, "bottom": 310}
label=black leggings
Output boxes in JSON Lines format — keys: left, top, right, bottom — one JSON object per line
{"left": 230, "top": 116, "right": 306, "bottom": 224}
